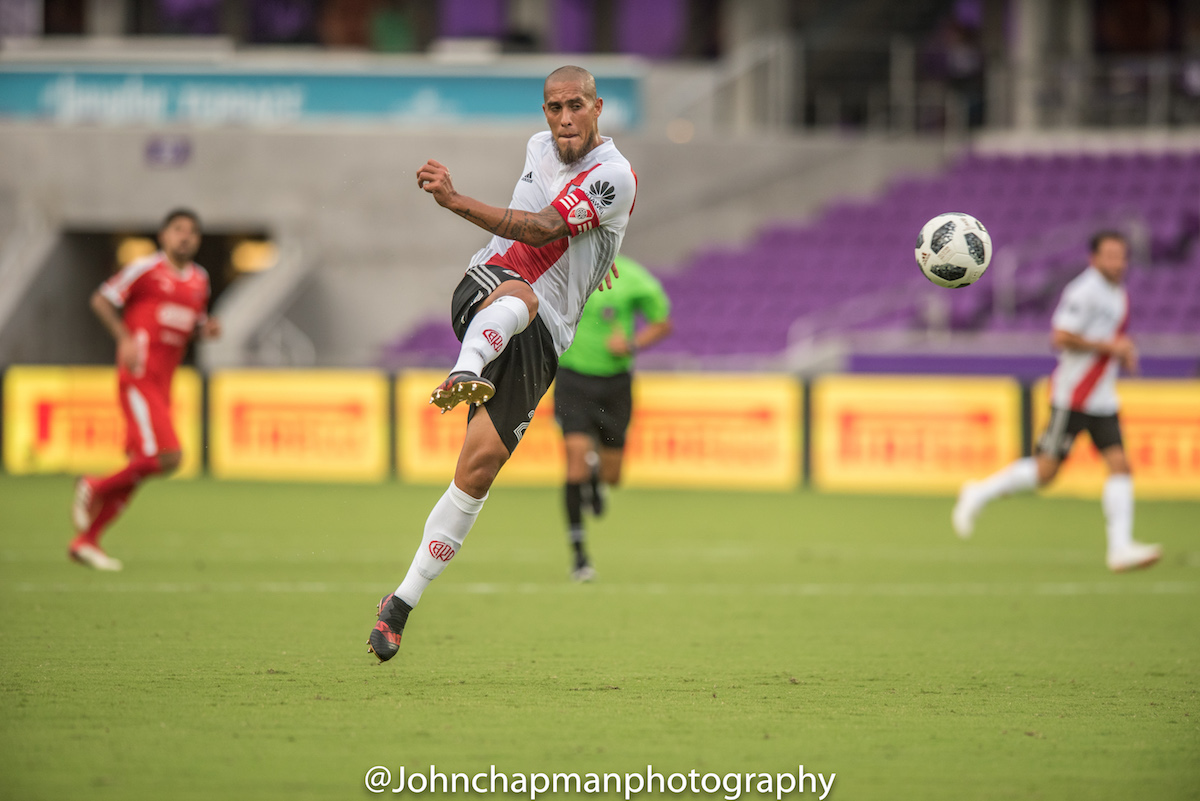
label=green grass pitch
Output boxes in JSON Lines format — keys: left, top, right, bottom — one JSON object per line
{"left": 1, "top": 475, "right": 1196, "bottom": 801}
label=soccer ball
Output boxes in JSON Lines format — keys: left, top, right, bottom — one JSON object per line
{"left": 914, "top": 212, "right": 992, "bottom": 288}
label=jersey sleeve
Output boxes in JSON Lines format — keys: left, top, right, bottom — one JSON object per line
{"left": 637, "top": 270, "right": 672, "bottom": 324}
{"left": 616, "top": 256, "right": 671, "bottom": 323}
{"left": 507, "top": 135, "right": 545, "bottom": 212}
{"left": 1051, "top": 281, "right": 1090, "bottom": 335}
{"left": 98, "top": 258, "right": 155, "bottom": 308}
{"left": 551, "top": 163, "right": 636, "bottom": 238}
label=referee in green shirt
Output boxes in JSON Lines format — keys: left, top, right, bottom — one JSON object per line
{"left": 553, "top": 254, "right": 673, "bottom": 581}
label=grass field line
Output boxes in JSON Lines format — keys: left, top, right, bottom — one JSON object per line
{"left": 4, "top": 579, "right": 1196, "bottom": 596}
{"left": 5, "top": 546, "right": 1197, "bottom": 566}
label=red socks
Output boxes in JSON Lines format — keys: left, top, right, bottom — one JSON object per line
{"left": 91, "top": 455, "right": 162, "bottom": 498}
{"left": 75, "top": 455, "right": 159, "bottom": 549}
{"left": 73, "top": 487, "right": 135, "bottom": 548}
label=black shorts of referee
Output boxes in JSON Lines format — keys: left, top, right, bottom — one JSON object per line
{"left": 553, "top": 368, "right": 634, "bottom": 449}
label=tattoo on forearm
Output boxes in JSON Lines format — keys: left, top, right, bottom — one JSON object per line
{"left": 497, "top": 209, "right": 526, "bottom": 240}
{"left": 453, "top": 204, "right": 561, "bottom": 245}
{"left": 453, "top": 206, "right": 485, "bottom": 226}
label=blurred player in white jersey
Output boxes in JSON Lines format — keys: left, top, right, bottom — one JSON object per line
{"left": 368, "top": 66, "right": 637, "bottom": 661}
{"left": 952, "top": 231, "right": 1160, "bottom": 572}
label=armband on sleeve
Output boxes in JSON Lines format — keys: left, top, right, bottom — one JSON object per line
{"left": 552, "top": 187, "right": 600, "bottom": 236}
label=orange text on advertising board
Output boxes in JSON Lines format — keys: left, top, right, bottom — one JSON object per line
{"left": 229, "top": 399, "right": 369, "bottom": 460}
{"left": 836, "top": 408, "right": 1000, "bottom": 472}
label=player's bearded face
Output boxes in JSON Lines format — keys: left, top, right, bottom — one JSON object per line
{"left": 160, "top": 218, "right": 201, "bottom": 263}
{"left": 543, "top": 82, "right": 602, "bottom": 166}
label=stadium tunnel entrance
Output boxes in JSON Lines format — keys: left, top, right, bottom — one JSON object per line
{"left": 0, "top": 228, "right": 273, "bottom": 367}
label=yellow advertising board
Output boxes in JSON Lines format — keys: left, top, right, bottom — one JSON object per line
{"left": 1032, "top": 379, "right": 1200, "bottom": 499}
{"left": 2, "top": 365, "right": 201, "bottom": 476}
{"left": 209, "top": 370, "right": 389, "bottom": 482}
{"left": 396, "top": 371, "right": 801, "bottom": 490}
{"left": 622, "top": 373, "right": 801, "bottom": 490}
{"left": 812, "top": 375, "right": 1021, "bottom": 494}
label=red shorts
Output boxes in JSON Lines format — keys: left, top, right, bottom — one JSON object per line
{"left": 118, "top": 377, "right": 179, "bottom": 458}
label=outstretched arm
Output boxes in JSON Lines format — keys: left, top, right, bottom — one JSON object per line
{"left": 417, "top": 160, "right": 568, "bottom": 248}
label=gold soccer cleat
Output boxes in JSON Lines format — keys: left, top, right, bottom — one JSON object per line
{"left": 430, "top": 372, "right": 495, "bottom": 413}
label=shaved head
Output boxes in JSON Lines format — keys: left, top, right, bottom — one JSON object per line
{"left": 543, "top": 65, "right": 603, "bottom": 165}
{"left": 544, "top": 65, "right": 596, "bottom": 101}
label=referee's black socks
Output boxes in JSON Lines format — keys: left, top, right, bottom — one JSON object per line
{"left": 566, "top": 482, "right": 584, "bottom": 530}
{"left": 565, "top": 482, "right": 589, "bottom": 566}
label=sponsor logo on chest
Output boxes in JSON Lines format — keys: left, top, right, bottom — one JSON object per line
{"left": 157, "top": 302, "right": 197, "bottom": 332}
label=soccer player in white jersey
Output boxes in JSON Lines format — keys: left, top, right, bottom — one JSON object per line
{"left": 368, "top": 66, "right": 637, "bottom": 661}
{"left": 952, "top": 232, "right": 1161, "bottom": 572}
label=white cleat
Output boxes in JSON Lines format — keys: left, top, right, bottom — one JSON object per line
{"left": 951, "top": 481, "right": 982, "bottom": 539}
{"left": 571, "top": 565, "right": 597, "bottom": 583}
{"left": 1107, "top": 542, "right": 1162, "bottom": 573}
{"left": 69, "top": 544, "right": 123, "bottom": 572}
{"left": 72, "top": 478, "right": 97, "bottom": 533}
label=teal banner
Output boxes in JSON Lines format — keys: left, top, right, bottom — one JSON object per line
{"left": 0, "top": 65, "right": 641, "bottom": 128}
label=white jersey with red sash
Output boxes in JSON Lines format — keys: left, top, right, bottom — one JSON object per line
{"left": 1049, "top": 266, "right": 1129, "bottom": 415}
{"left": 467, "top": 131, "right": 636, "bottom": 357}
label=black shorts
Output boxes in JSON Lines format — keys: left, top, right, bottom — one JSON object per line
{"left": 451, "top": 264, "right": 557, "bottom": 455}
{"left": 1035, "top": 407, "right": 1124, "bottom": 460}
{"left": 553, "top": 368, "right": 634, "bottom": 449}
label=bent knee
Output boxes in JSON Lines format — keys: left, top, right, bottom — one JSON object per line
{"left": 1102, "top": 447, "right": 1131, "bottom": 475}
{"left": 157, "top": 451, "right": 183, "bottom": 474}
{"left": 482, "top": 284, "right": 538, "bottom": 326}
{"left": 518, "top": 290, "right": 538, "bottom": 319}
{"left": 566, "top": 466, "right": 591, "bottom": 483}
{"left": 458, "top": 448, "right": 508, "bottom": 495}
{"left": 1035, "top": 456, "right": 1060, "bottom": 486}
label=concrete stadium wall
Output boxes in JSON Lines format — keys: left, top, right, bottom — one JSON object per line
{"left": 0, "top": 123, "right": 947, "bottom": 367}
{"left": 0, "top": 234, "right": 114, "bottom": 365}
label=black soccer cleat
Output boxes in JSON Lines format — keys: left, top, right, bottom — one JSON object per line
{"left": 367, "top": 593, "right": 413, "bottom": 663}
{"left": 429, "top": 371, "right": 495, "bottom": 414}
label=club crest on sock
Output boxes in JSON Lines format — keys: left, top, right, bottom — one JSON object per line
{"left": 428, "top": 540, "right": 456, "bottom": 562}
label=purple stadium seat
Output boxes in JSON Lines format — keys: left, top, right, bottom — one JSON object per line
{"left": 378, "top": 150, "right": 1200, "bottom": 365}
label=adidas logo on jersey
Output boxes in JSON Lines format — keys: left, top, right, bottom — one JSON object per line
{"left": 521, "top": 172, "right": 533, "bottom": 183}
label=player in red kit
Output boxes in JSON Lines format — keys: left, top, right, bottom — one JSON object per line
{"left": 69, "top": 209, "right": 220, "bottom": 570}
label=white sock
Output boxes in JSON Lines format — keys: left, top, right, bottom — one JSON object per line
{"left": 972, "top": 457, "right": 1039, "bottom": 504}
{"left": 395, "top": 482, "right": 487, "bottom": 608}
{"left": 1102, "top": 474, "right": 1134, "bottom": 553}
{"left": 451, "top": 295, "right": 531, "bottom": 376}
